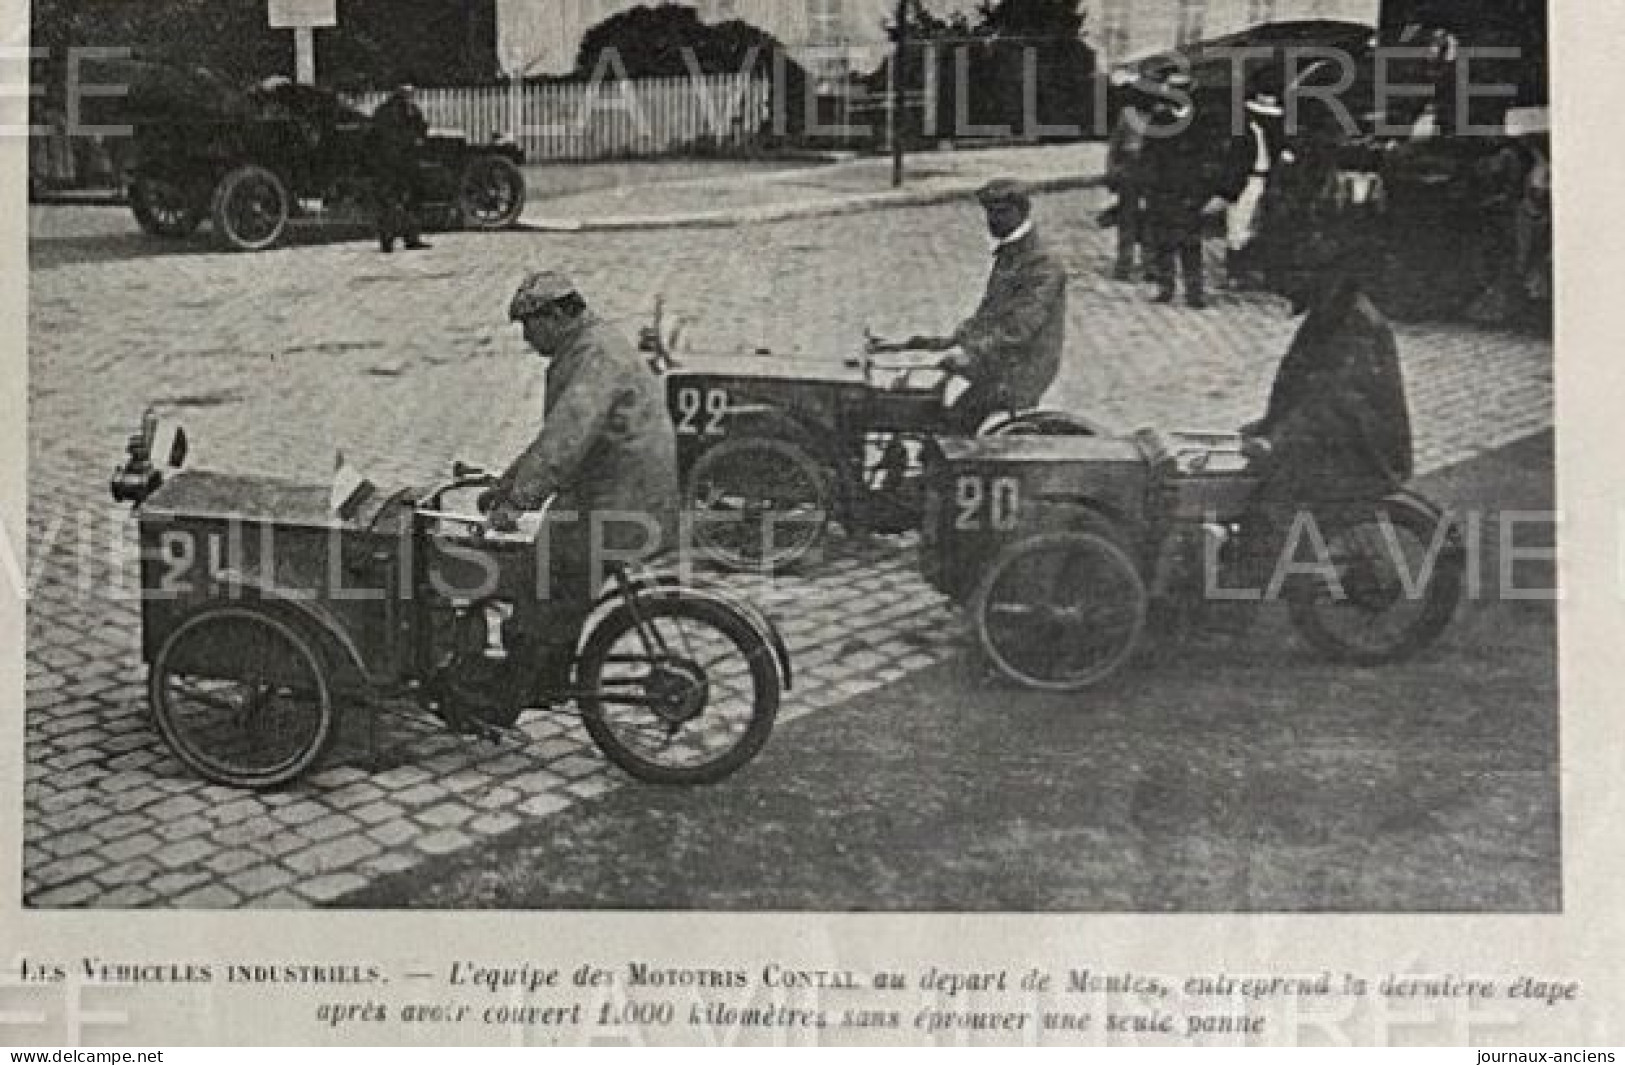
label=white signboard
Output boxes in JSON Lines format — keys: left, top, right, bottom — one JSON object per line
{"left": 267, "top": 0, "right": 337, "bottom": 29}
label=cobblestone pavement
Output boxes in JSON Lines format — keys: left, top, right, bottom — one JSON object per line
{"left": 22, "top": 188, "right": 1554, "bottom": 907}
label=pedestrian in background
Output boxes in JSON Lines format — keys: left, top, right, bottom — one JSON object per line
{"left": 1104, "top": 87, "right": 1152, "bottom": 281}
{"left": 1140, "top": 72, "right": 1212, "bottom": 308}
{"left": 1224, "top": 89, "right": 1289, "bottom": 290}
{"left": 371, "top": 82, "right": 431, "bottom": 253}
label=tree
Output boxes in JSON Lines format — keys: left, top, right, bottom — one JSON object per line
{"left": 573, "top": 4, "right": 812, "bottom": 140}
{"left": 30, "top": 0, "right": 499, "bottom": 95}
{"left": 872, "top": 0, "right": 1096, "bottom": 143}
{"left": 574, "top": 5, "right": 793, "bottom": 81}
{"left": 977, "top": 0, "right": 1087, "bottom": 39}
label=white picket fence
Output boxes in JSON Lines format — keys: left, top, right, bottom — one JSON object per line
{"left": 349, "top": 74, "right": 773, "bottom": 162}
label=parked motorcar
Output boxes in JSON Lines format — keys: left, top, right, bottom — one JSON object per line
{"left": 112, "top": 62, "right": 527, "bottom": 251}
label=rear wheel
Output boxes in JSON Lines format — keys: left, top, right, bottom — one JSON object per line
{"left": 684, "top": 435, "right": 833, "bottom": 573}
{"left": 458, "top": 154, "right": 526, "bottom": 229}
{"left": 971, "top": 526, "right": 1148, "bottom": 691}
{"left": 577, "top": 596, "right": 779, "bottom": 786}
{"left": 210, "top": 164, "right": 290, "bottom": 251}
{"left": 1286, "top": 499, "right": 1465, "bottom": 664}
{"left": 149, "top": 606, "right": 337, "bottom": 789}
{"left": 130, "top": 176, "right": 204, "bottom": 238}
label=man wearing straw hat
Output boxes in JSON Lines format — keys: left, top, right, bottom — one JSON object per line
{"left": 1224, "top": 87, "right": 1289, "bottom": 289}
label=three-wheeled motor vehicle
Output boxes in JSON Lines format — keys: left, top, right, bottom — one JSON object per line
{"left": 644, "top": 313, "right": 1102, "bottom": 572}
{"left": 110, "top": 412, "right": 790, "bottom": 789}
{"left": 920, "top": 427, "right": 1466, "bottom": 690}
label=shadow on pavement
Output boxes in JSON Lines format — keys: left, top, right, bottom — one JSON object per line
{"left": 28, "top": 212, "right": 415, "bottom": 269}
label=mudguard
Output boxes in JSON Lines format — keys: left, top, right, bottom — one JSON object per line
{"left": 1385, "top": 487, "right": 1449, "bottom": 525}
{"left": 1382, "top": 487, "right": 1468, "bottom": 556}
{"left": 1324, "top": 489, "right": 1467, "bottom": 557}
{"left": 585, "top": 571, "right": 793, "bottom": 690}
{"left": 980, "top": 408, "right": 1111, "bottom": 438}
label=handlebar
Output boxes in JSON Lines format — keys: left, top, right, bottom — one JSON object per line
{"left": 418, "top": 470, "right": 497, "bottom": 513}
{"left": 414, "top": 460, "right": 565, "bottom": 538}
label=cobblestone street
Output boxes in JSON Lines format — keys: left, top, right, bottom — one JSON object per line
{"left": 23, "top": 184, "right": 1555, "bottom": 908}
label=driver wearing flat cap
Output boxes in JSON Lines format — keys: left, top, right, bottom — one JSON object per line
{"left": 477, "top": 270, "right": 680, "bottom": 703}
{"left": 893, "top": 178, "right": 1068, "bottom": 433}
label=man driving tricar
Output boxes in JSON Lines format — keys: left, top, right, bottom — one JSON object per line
{"left": 897, "top": 178, "right": 1068, "bottom": 434}
{"left": 1240, "top": 153, "right": 1413, "bottom": 578}
{"left": 475, "top": 271, "right": 680, "bottom": 713}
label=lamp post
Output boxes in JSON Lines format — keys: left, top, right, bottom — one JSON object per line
{"left": 892, "top": 0, "right": 910, "bottom": 187}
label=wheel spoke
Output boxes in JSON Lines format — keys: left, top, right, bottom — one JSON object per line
{"left": 579, "top": 599, "right": 775, "bottom": 781}
{"left": 152, "top": 609, "right": 333, "bottom": 787}
{"left": 976, "top": 532, "right": 1146, "bottom": 690}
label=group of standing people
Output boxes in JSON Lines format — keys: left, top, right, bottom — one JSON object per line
{"left": 1104, "top": 70, "right": 1290, "bottom": 308}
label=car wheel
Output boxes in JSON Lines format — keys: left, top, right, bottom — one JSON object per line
{"left": 458, "top": 154, "right": 526, "bottom": 230}
{"left": 130, "top": 177, "right": 204, "bottom": 238}
{"left": 210, "top": 164, "right": 290, "bottom": 252}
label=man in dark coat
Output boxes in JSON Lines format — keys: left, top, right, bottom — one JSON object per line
{"left": 1139, "top": 72, "right": 1218, "bottom": 308}
{"left": 1240, "top": 164, "right": 1413, "bottom": 573}
{"left": 477, "top": 270, "right": 681, "bottom": 706}
{"left": 1104, "top": 90, "right": 1152, "bottom": 280}
{"left": 371, "top": 83, "right": 430, "bottom": 253}
{"left": 896, "top": 179, "right": 1068, "bottom": 434}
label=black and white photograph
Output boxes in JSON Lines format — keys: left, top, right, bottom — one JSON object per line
{"left": 20, "top": 0, "right": 1558, "bottom": 920}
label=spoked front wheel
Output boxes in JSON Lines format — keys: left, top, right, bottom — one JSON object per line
{"left": 149, "top": 606, "right": 337, "bottom": 789}
{"left": 577, "top": 597, "right": 779, "bottom": 785}
{"left": 971, "top": 528, "right": 1148, "bottom": 691}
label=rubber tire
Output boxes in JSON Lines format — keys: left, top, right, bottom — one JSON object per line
{"left": 577, "top": 596, "right": 780, "bottom": 786}
{"left": 1286, "top": 499, "right": 1465, "bottom": 665}
{"left": 149, "top": 606, "right": 338, "bottom": 790}
{"left": 130, "top": 177, "right": 204, "bottom": 238}
{"left": 970, "top": 524, "right": 1148, "bottom": 692}
{"left": 210, "top": 164, "right": 290, "bottom": 252}
{"left": 981, "top": 410, "right": 1102, "bottom": 437}
{"left": 684, "top": 434, "right": 834, "bottom": 573}
{"left": 458, "top": 154, "right": 527, "bottom": 230}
